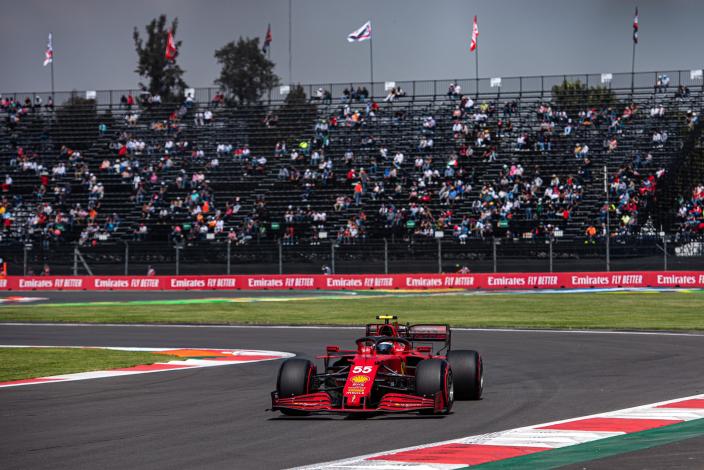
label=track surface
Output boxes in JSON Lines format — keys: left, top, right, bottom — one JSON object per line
{"left": 1, "top": 324, "right": 703, "bottom": 469}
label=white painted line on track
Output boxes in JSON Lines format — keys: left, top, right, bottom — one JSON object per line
{"left": 2, "top": 322, "right": 704, "bottom": 337}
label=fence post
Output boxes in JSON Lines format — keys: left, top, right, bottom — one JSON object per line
{"left": 437, "top": 238, "right": 442, "bottom": 274}
{"left": 124, "top": 241, "right": 129, "bottom": 276}
{"left": 73, "top": 246, "right": 78, "bottom": 275}
{"left": 278, "top": 239, "right": 283, "bottom": 275}
{"left": 549, "top": 237, "right": 553, "bottom": 273}
{"left": 227, "top": 240, "right": 232, "bottom": 275}
{"left": 384, "top": 238, "right": 388, "bottom": 274}
{"left": 23, "top": 244, "right": 28, "bottom": 276}
{"left": 492, "top": 237, "right": 498, "bottom": 273}
{"left": 663, "top": 234, "right": 668, "bottom": 271}
{"left": 175, "top": 247, "right": 180, "bottom": 275}
{"left": 331, "top": 242, "right": 336, "bottom": 274}
{"left": 604, "top": 165, "right": 611, "bottom": 272}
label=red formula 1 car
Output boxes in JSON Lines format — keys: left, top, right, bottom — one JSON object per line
{"left": 271, "top": 316, "right": 483, "bottom": 415}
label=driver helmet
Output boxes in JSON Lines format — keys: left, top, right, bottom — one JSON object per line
{"left": 379, "top": 325, "right": 395, "bottom": 336}
{"left": 376, "top": 341, "right": 393, "bottom": 355}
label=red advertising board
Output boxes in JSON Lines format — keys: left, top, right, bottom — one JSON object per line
{"left": 1, "top": 271, "right": 703, "bottom": 291}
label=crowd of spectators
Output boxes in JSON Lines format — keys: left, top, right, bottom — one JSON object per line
{"left": 1, "top": 77, "right": 702, "bottom": 252}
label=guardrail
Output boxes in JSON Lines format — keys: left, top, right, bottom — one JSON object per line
{"left": 3, "top": 68, "right": 703, "bottom": 107}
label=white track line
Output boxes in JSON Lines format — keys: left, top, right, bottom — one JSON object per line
{"left": 2, "top": 322, "right": 704, "bottom": 337}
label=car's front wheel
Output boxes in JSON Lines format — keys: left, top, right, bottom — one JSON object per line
{"left": 276, "top": 358, "right": 316, "bottom": 415}
{"left": 415, "top": 358, "right": 453, "bottom": 414}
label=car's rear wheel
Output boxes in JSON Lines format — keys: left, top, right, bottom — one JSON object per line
{"left": 276, "top": 358, "right": 316, "bottom": 415}
{"left": 415, "top": 358, "right": 453, "bottom": 414}
{"left": 447, "top": 350, "right": 483, "bottom": 400}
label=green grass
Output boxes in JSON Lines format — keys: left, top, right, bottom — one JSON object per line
{"left": 1, "top": 292, "right": 704, "bottom": 330}
{"left": 0, "top": 348, "right": 179, "bottom": 382}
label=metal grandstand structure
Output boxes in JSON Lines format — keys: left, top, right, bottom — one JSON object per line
{"left": 1, "top": 69, "right": 703, "bottom": 274}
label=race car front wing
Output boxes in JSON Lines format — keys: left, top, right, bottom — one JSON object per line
{"left": 271, "top": 391, "right": 442, "bottom": 414}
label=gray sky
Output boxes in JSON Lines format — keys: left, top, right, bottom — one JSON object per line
{"left": 1, "top": 0, "right": 702, "bottom": 93}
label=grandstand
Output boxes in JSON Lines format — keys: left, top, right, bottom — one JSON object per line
{"left": 1, "top": 70, "right": 703, "bottom": 274}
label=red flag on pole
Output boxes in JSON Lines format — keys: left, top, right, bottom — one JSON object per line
{"left": 165, "top": 30, "right": 177, "bottom": 60}
{"left": 470, "top": 16, "right": 479, "bottom": 52}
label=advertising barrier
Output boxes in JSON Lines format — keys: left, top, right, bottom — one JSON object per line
{"left": 1, "top": 271, "right": 704, "bottom": 291}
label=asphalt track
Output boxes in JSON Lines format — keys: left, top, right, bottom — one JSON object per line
{"left": 1, "top": 323, "right": 704, "bottom": 469}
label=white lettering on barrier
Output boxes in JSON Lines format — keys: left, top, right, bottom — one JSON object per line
{"left": 487, "top": 276, "right": 526, "bottom": 286}
{"left": 248, "top": 278, "right": 284, "bottom": 288}
{"left": 170, "top": 279, "right": 206, "bottom": 288}
{"left": 326, "top": 278, "right": 363, "bottom": 288}
{"left": 363, "top": 277, "right": 393, "bottom": 288}
{"left": 19, "top": 279, "right": 54, "bottom": 288}
{"left": 130, "top": 279, "right": 160, "bottom": 288}
{"left": 0, "top": 279, "right": 6, "bottom": 288}
{"left": 571, "top": 276, "right": 610, "bottom": 286}
{"left": 657, "top": 274, "right": 697, "bottom": 285}
{"left": 526, "top": 276, "right": 558, "bottom": 286}
{"left": 206, "top": 278, "right": 237, "bottom": 288}
{"left": 610, "top": 274, "right": 643, "bottom": 285}
{"left": 405, "top": 277, "right": 443, "bottom": 288}
{"left": 285, "top": 277, "right": 314, "bottom": 288}
{"left": 444, "top": 276, "right": 474, "bottom": 287}
{"left": 95, "top": 279, "right": 130, "bottom": 289}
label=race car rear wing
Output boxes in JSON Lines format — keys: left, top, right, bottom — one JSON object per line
{"left": 406, "top": 324, "right": 451, "bottom": 342}
{"left": 365, "top": 322, "right": 451, "bottom": 347}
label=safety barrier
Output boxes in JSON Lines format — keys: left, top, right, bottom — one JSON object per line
{"left": 1, "top": 271, "right": 704, "bottom": 291}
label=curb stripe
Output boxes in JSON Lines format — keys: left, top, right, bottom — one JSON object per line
{"left": 290, "top": 393, "right": 704, "bottom": 469}
{"left": 537, "top": 417, "right": 682, "bottom": 433}
{"left": 464, "top": 418, "right": 704, "bottom": 469}
{"left": 0, "top": 346, "right": 293, "bottom": 388}
{"left": 369, "top": 444, "right": 551, "bottom": 465}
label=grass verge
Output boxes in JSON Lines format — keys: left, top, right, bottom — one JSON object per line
{"left": 0, "top": 348, "right": 179, "bottom": 382}
{"left": 1, "top": 292, "right": 704, "bottom": 330}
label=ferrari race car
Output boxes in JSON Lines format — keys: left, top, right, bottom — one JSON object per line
{"left": 271, "top": 316, "right": 483, "bottom": 415}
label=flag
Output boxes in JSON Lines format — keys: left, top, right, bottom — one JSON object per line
{"left": 347, "top": 21, "right": 372, "bottom": 42}
{"left": 262, "top": 24, "right": 272, "bottom": 53}
{"left": 262, "top": 23, "right": 272, "bottom": 54}
{"left": 43, "top": 33, "right": 53, "bottom": 66}
{"left": 470, "top": 16, "right": 479, "bottom": 52}
{"left": 165, "top": 30, "right": 177, "bottom": 60}
{"left": 633, "top": 7, "right": 639, "bottom": 44}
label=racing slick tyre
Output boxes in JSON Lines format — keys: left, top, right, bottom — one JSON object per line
{"left": 415, "top": 359, "right": 453, "bottom": 414}
{"left": 447, "top": 350, "right": 483, "bottom": 400}
{"left": 276, "top": 358, "right": 317, "bottom": 415}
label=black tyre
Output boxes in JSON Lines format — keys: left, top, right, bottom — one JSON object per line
{"left": 447, "top": 350, "right": 483, "bottom": 400}
{"left": 415, "top": 358, "right": 453, "bottom": 413}
{"left": 276, "top": 358, "right": 316, "bottom": 415}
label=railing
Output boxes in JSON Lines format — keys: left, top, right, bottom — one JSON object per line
{"left": 1, "top": 237, "right": 702, "bottom": 276}
{"left": 2, "top": 68, "right": 703, "bottom": 107}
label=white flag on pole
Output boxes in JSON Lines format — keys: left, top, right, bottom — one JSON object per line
{"left": 43, "top": 33, "right": 53, "bottom": 66}
{"left": 347, "top": 21, "right": 372, "bottom": 42}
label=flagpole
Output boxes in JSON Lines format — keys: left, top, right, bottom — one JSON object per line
{"left": 50, "top": 32, "right": 55, "bottom": 102}
{"left": 288, "top": 0, "right": 292, "bottom": 84}
{"left": 369, "top": 33, "right": 374, "bottom": 89}
{"left": 630, "top": 39, "right": 636, "bottom": 93}
{"left": 475, "top": 45, "right": 479, "bottom": 99}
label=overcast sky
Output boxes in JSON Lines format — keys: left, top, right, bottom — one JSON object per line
{"left": 1, "top": 0, "right": 702, "bottom": 94}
